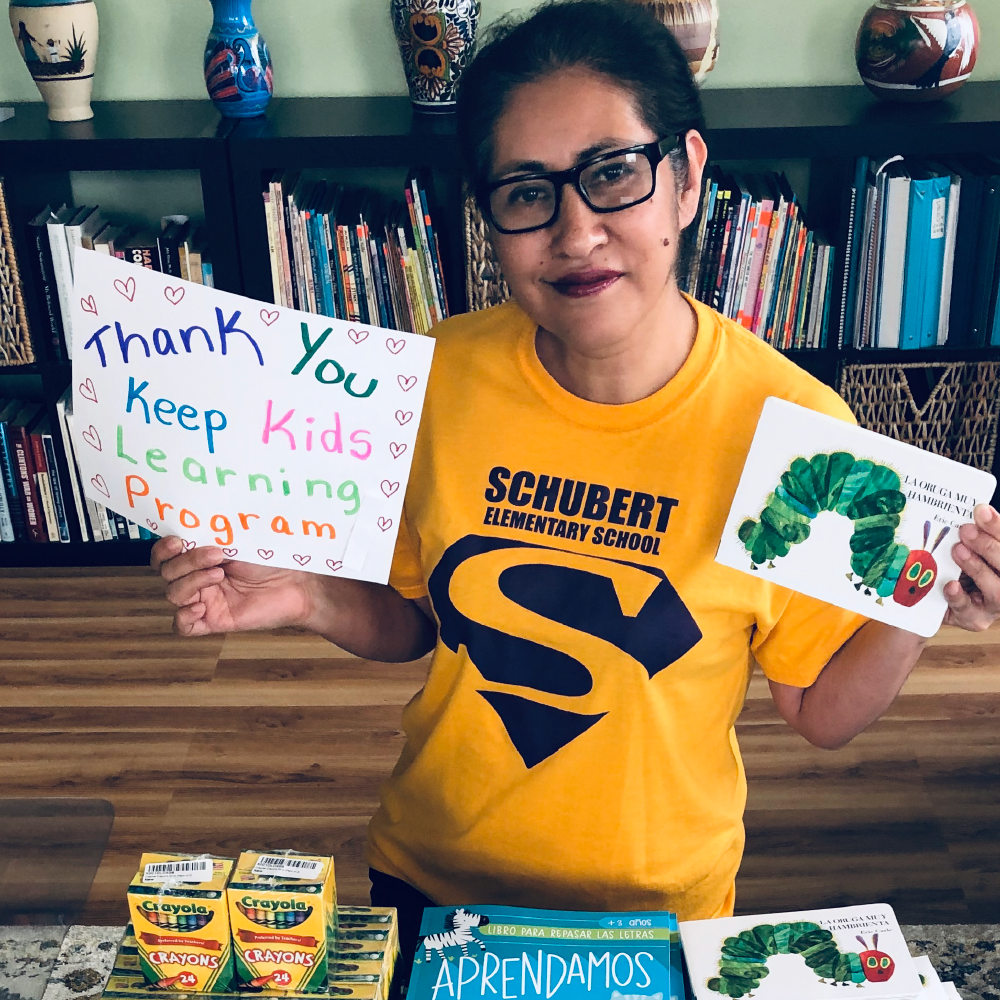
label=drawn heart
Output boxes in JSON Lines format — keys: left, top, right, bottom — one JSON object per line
{"left": 397, "top": 374, "right": 417, "bottom": 392}
{"left": 389, "top": 442, "right": 407, "bottom": 459}
{"left": 164, "top": 285, "right": 185, "bottom": 305}
{"left": 182, "top": 540, "right": 196, "bottom": 552}
{"left": 394, "top": 410, "right": 413, "bottom": 426}
{"left": 260, "top": 308, "right": 279, "bottom": 327}
{"left": 292, "top": 554, "right": 312, "bottom": 567}
{"left": 81, "top": 425, "right": 102, "bottom": 451}
{"left": 257, "top": 548, "right": 274, "bottom": 560}
{"left": 114, "top": 276, "right": 136, "bottom": 302}
{"left": 146, "top": 520, "right": 158, "bottom": 531}
{"left": 385, "top": 337, "right": 405, "bottom": 355}
{"left": 79, "top": 378, "right": 98, "bottom": 403}
{"left": 348, "top": 328, "right": 369, "bottom": 344}
{"left": 377, "top": 517, "right": 393, "bottom": 533}
{"left": 90, "top": 474, "right": 110, "bottom": 498}
{"left": 326, "top": 559, "right": 343, "bottom": 572}
{"left": 80, "top": 295, "right": 98, "bottom": 316}
{"left": 223, "top": 547, "right": 239, "bottom": 558}
{"left": 380, "top": 480, "right": 400, "bottom": 498}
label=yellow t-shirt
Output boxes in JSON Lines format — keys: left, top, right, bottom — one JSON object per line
{"left": 368, "top": 295, "right": 867, "bottom": 919}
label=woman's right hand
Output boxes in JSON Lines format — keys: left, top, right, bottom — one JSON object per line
{"left": 151, "top": 535, "right": 315, "bottom": 637}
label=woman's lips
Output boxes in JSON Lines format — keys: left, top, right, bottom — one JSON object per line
{"left": 546, "top": 269, "right": 623, "bottom": 298}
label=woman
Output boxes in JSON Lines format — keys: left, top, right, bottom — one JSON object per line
{"left": 153, "top": 0, "right": 1000, "bottom": 965}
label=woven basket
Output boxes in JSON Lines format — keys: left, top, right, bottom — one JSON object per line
{"left": 0, "top": 176, "right": 35, "bottom": 367}
{"left": 838, "top": 361, "right": 1000, "bottom": 472}
{"left": 464, "top": 188, "right": 510, "bottom": 313}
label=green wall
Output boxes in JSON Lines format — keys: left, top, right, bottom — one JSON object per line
{"left": 2, "top": 0, "right": 998, "bottom": 104}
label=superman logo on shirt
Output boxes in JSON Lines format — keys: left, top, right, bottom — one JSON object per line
{"left": 428, "top": 534, "right": 703, "bottom": 767}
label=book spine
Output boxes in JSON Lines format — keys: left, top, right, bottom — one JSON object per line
{"left": 42, "top": 433, "right": 71, "bottom": 543}
{"left": 47, "top": 221, "right": 75, "bottom": 355}
{"left": 11, "top": 426, "right": 44, "bottom": 542}
{"left": 418, "top": 184, "right": 449, "bottom": 319}
{"left": 178, "top": 243, "right": 190, "bottom": 281}
{"left": 405, "top": 185, "right": 440, "bottom": 324}
{"left": 937, "top": 175, "right": 961, "bottom": 346}
{"left": 27, "top": 218, "right": 66, "bottom": 361}
{"left": 748, "top": 203, "right": 779, "bottom": 333}
{"left": 30, "top": 431, "right": 60, "bottom": 542}
{"left": 820, "top": 248, "right": 836, "bottom": 347}
{"left": 322, "top": 214, "right": 344, "bottom": 320}
{"left": 263, "top": 190, "right": 284, "bottom": 306}
{"left": 54, "top": 397, "right": 89, "bottom": 543}
{"left": 288, "top": 199, "right": 306, "bottom": 311}
{"left": 737, "top": 201, "right": 771, "bottom": 328}
{"left": 754, "top": 199, "right": 787, "bottom": 336}
{"left": 0, "top": 422, "right": 27, "bottom": 541}
{"left": 348, "top": 223, "right": 370, "bottom": 324}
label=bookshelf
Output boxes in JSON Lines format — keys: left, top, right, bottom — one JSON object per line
{"left": 1, "top": 84, "right": 999, "bottom": 567}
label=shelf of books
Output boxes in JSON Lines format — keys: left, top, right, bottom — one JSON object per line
{"left": 1, "top": 89, "right": 999, "bottom": 565}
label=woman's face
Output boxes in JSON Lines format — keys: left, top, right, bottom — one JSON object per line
{"left": 488, "top": 67, "right": 706, "bottom": 354}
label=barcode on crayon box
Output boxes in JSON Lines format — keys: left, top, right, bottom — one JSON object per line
{"left": 141, "top": 859, "right": 212, "bottom": 883}
{"left": 251, "top": 855, "right": 324, "bottom": 879}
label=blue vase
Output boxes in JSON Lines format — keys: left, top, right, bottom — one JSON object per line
{"left": 204, "top": 0, "right": 272, "bottom": 119}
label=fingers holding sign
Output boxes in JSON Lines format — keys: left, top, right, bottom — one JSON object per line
{"left": 943, "top": 504, "right": 1000, "bottom": 632}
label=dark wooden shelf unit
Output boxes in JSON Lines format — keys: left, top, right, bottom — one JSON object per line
{"left": 1, "top": 84, "right": 999, "bottom": 566}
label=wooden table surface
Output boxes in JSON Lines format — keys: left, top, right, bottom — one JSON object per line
{"left": 1, "top": 566, "right": 997, "bottom": 925}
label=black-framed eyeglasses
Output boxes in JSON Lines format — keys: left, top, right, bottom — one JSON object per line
{"left": 479, "top": 134, "right": 684, "bottom": 236}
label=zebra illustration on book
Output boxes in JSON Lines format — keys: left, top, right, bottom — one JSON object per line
{"left": 421, "top": 908, "right": 491, "bottom": 960}
{"left": 738, "top": 451, "right": 949, "bottom": 608}
{"left": 707, "top": 922, "right": 896, "bottom": 997}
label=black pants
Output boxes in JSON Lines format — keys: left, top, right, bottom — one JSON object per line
{"left": 369, "top": 868, "right": 436, "bottom": 992}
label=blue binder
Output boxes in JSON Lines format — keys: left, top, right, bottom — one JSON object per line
{"left": 900, "top": 170, "right": 951, "bottom": 349}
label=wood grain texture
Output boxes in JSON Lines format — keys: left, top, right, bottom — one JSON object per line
{"left": 0, "top": 567, "right": 997, "bottom": 924}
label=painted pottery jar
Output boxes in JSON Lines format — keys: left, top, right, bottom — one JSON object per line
{"left": 857, "top": 0, "right": 979, "bottom": 102}
{"left": 204, "top": 0, "right": 273, "bottom": 118}
{"left": 9, "top": 0, "right": 99, "bottom": 121}
{"left": 629, "top": 0, "right": 719, "bottom": 82}
{"left": 391, "top": 0, "right": 481, "bottom": 113}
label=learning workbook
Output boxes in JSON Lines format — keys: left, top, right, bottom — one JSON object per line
{"left": 716, "top": 397, "right": 996, "bottom": 637}
{"left": 679, "top": 904, "right": 923, "bottom": 1000}
{"left": 407, "top": 906, "right": 686, "bottom": 1000}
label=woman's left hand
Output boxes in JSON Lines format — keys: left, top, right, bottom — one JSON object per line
{"left": 943, "top": 504, "right": 1000, "bottom": 632}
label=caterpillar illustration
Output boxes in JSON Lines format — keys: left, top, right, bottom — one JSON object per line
{"left": 738, "top": 452, "right": 949, "bottom": 607}
{"left": 708, "top": 923, "right": 896, "bottom": 997}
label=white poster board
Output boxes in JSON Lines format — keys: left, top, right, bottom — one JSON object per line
{"left": 716, "top": 397, "right": 996, "bottom": 637}
{"left": 70, "top": 249, "right": 435, "bottom": 584}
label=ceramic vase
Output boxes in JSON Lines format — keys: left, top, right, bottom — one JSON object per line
{"left": 856, "top": 0, "right": 979, "bottom": 103}
{"left": 630, "top": 0, "right": 719, "bottom": 83}
{"left": 390, "top": 0, "right": 481, "bottom": 113}
{"left": 9, "top": 0, "right": 99, "bottom": 122}
{"left": 204, "top": 0, "right": 273, "bottom": 119}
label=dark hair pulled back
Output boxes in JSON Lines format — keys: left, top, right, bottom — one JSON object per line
{"left": 456, "top": 0, "right": 707, "bottom": 194}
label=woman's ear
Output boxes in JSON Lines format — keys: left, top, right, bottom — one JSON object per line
{"left": 676, "top": 130, "right": 709, "bottom": 231}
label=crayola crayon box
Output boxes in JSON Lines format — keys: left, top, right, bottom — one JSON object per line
{"left": 227, "top": 850, "right": 337, "bottom": 992}
{"left": 127, "top": 852, "right": 236, "bottom": 992}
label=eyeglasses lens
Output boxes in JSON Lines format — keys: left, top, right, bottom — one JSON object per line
{"left": 489, "top": 150, "right": 655, "bottom": 233}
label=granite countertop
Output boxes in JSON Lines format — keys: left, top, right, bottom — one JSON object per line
{"left": 0, "top": 924, "right": 997, "bottom": 1000}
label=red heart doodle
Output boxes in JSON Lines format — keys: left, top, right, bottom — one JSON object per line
{"left": 260, "top": 308, "right": 279, "bottom": 326}
{"left": 326, "top": 559, "right": 343, "bottom": 572}
{"left": 257, "top": 548, "right": 274, "bottom": 560}
{"left": 380, "top": 480, "right": 399, "bottom": 498}
{"left": 385, "top": 337, "right": 405, "bottom": 355}
{"left": 377, "top": 517, "right": 393, "bottom": 532}
{"left": 397, "top": 374, "right": 417, "bottom": 392}
{"left": 395, "top": 410, "right": 413, "bottom": 426}
{"left": 182, "top": 540, "right": 196, "bottom": 552}
{"left": 146, "top": 520, "right": 158, "bottom": 531}
{"left": 389, "top": 442, "right": 407, "bottom": 459}
{"left": 164, "top": 286, "right": 185, "bottom": 305}
{"left": 293, "top": 554, "right": 312, "bottom": 566}
{"left": 79, "top": 378, "right": 98, "bottom": 403}
{"left": 90, "top": 474, "right": 110, "bottom": 498}
{"left": 348, "top": 328, "right": 369, "bottom": 344}
{"left": 223, "top": 547, "right": 239, "bottom": 557}
{"left": 114, "top": 276, "right": 136, "bottom": 302}
{"left": 81, "top": 425, "right": 102, "bottom": 451}
{"left": 80, "top": 295, "right": 98, "bottom": 316}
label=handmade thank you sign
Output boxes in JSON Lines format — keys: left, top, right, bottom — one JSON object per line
{"left": 717, "top": 397, "right": 996, "bottom": 637}
{"left": 70, "top": 249, "right": 435, "bottom": 583}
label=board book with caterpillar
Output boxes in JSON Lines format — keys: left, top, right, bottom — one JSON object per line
{"left": 716, "top": 397, "right": 996, "bottom": 637}
{"left": 407, "top": 906, "right": 687, "bottom": 1000}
